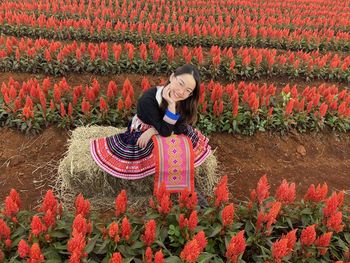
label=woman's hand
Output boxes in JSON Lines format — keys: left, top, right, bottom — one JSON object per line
{"left": 162, "top": 85, "right": 177, "bottom": 114}
{"left": 136, "top": 127, "right": 158, "bottom": 148}
{"left": 162, "top": 85, "right": 176, "bottom": 106}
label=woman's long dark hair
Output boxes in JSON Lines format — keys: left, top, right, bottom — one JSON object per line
{"left": 160, "top": 64, "right": 201, "bottom": 125}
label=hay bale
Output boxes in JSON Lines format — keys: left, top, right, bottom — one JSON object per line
{"left": 55, "top": 125, "right": 220, "bottom": 210}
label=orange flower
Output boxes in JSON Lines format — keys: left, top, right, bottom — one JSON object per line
{"left": 222, "top": 203, "right": 235, "bottom": 227}
{"left": 193, "top": 231, "right": 207, "bottom": 251}
{"left": 121, "top": 217, "right": 131, "bottom": 241}
{"left": 40, "top": 190, "right": 58, "bottom": 214}
{"left": 188, "top": 211, "right": 198, "bottom": 232}
{"left": 154, "top": 249, "right": 164, "bottom": 263}
{"left": 75, "top": 194, "right": 90, "bottom": 217}
{"left": 30, "top": 216, "right": 46, "bottom": 237}
{"left": 72, "top": 214, "right": 89, "bottom": 236}
{"left": 214, "top": 175, "right": 229, "bottom": 207}
{"left": 67, "top": 229, "right": 86, "bottom": 262}
{"left": 300, "top": 225, "right": 316, "bottom": 246}
{"left": 275, "top": 180, "right": 296, "bottom": 204}
{"left": 99, "top": 97, "right": 108, "bottom": 113}
{"left": 326, "top": 212, "right": 344, "bottom": 233}
{"left": 179, "top": 188, "right": 198, "bottom": 210}
{"left": 18, "top": 239, "right": 30, "bottom": 258}
{"left": 180, "top": 239, "right": 200, "bottom": 263}
{"left": 225, "top": 230, "right": 246, "bottom": 263}
{"left": 110, "top": 252, "right": 122, "bottom": 263}
{"left": 28, "top": 243, "right": 44, "bottom": 263}
{"left": 272, "top": 238, "right": 289, "bottom": 263}
{"left": 304, "top": 183, "right": 328, "bottom": 202}
{"left": 314, "top": 232, "right": 333, "bottom": 255}
{"left": 108, "top": 222, "right": 120, "bottom": 243}
{"left": 115, "top": 190, "right": 127, "bottom": 217}
{"left": 142, "top": 220, "right": 156, "bottom": 247}
{"left": 145, "top": 247, "right": 153, "bottom": 263}
{"left": 256, "top": 175, "right": 270, "bottom": 205}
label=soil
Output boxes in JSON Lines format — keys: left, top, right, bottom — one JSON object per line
{"left": 1, "top": 125, "right": 349, "bottom": 210}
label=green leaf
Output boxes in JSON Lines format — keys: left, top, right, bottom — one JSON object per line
{"left": 164, "top": 256, "right": 182, "bottom": 263}
{"left": 50, "top": 231, "right": 68, "bottom": 239}
{"left": 85, "top": 235, "right": 99, "bottom": 254}
{"left": 197, "top": 252, "right": 216, "bottom": 263}
{"left": 209, "top": 225, "right": 222, "bottom": 238}
{"left": 96, "top": 239, "right": 110, "bottom": 254}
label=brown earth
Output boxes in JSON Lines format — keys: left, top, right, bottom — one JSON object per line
{"left": 1, "top": 125, "right": 349, "bottom": 210}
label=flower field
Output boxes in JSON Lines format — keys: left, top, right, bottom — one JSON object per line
{"left": 0, "top": 0, "right": 350, "bottom": 262}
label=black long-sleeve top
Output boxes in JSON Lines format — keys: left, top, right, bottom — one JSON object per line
{"left": 137, "top": 87, "right": 188, "bottom": 136}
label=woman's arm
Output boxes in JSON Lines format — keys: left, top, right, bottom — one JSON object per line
{"left": 137, "top": 89, "right": 179, "bottom": 137}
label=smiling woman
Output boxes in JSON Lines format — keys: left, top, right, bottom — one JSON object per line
{"left": 89, "top": 64, "right": 212, "bottom": 205}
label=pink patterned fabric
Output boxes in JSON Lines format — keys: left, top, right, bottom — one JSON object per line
{"left": 152, "top": 134, "right": 195, "bottom": 194}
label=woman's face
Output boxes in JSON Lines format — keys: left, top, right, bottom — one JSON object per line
{"left": 168, "top": 73, "right": 196, "bottom": 102}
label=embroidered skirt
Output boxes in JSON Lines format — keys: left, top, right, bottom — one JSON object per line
{"left": 90, "top": 120, "right": 212, "bottom": 180}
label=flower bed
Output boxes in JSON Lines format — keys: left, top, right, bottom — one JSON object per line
{"left": 0, "top": 175, "right": 349, "bottom": 262}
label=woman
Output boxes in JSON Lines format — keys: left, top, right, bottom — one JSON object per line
{"left": 90, "top": 64, "right": 211, "bottom": 205}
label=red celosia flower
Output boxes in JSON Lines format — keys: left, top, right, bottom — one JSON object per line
{"left": 319, "top": 102, "right": 328, "bottom": 118}
{"left": 142, "top": 220, "right": 156, "bottom": 247}
{"left": 18, "top": 239, "right": 30, "bottom": 258}
{"left": 221, "top": 203, "right": 234, "bottom": 228}
{"left": 125, "top": 95, "right": 132, "bottom": 110}
{"left": 193, "top": 231, "right": 207, "bottom": 251}
{"left": 0, "top": 219, "right": 10, "bottom": 241}
{"left": 145, "top": 247, "right": 153, "bottom": 263}
{"left": 265, "top": 202, "right": 282, "bottom": 235}
{"left": 314, "top": 232, "right": 333, "bottom": 255}
{"left": 300, "top": 225, "right": 316, "bottom": 246}
{"left": 180, "top": 239, "right": 201, "bottom": 263}
{"left": 272, "top": 238, "right": 289, "bottom": 263}
{"left": 158, "top": 194, "right": 172, "bottom": 215}
{"left": 225, "top": 230, "right": 246, "bottom": 263}
{"left": 188, "top": 211, "right": 198, "bottom": 232}
{"left": 117, "top": 98, "right": 124, "bottom": 111}
{"left": 30, "top": 216, "right": 46, "bottom": 237}
{"left": 284, "top": 229, "right": 297, "bottom": 254}
{"left": 247, "top": 189, "right": 256, "bottom": 210}
{"left": 304, "top": 183, "right": 328, "bottom": 202}
{"left": 4, "top": 196, "right": 19, "bottom": 218}
{"left": 275, "top": 180, "right": 296, "bottom": 204}
{"left": 28, "top": 243, "right": 44, "bottom": 263}
{"left": 214, "top": 175, "right": 229, "bottom": 207}
{"left": 43, "top": 209, "right": 56, "bottom": 228}
{"left": 154, "top": 249, "right": 164, "bottom": 263}
{"left": 326, "top": 212, "right": 344, "bottom": 233}
{"left": 72, "top": 214, "right": 89, "bottom": 236}
{"left": 121, "top": 216, "right": 131, "bottom": 241}
{"left": 67, "top": 229, "right": 86, "bottom": 262}
{"left": 9, "top": 189, "right": 21, "bottom": 208}
{"left": 141, "top": 77, "right": 151, "bottom": 91}
{"left": 179, "top": 188, "right": 198, "bottom": 210}
{"left": 115, "top": 190, "right": 127, "bottom": 217}
{"left": 255, "top": 211, "right": 266, "bottom": 232}
{"left": 110, "top": 252, "right": 122, "bottom": 263}
{"left": 108, "top": 222, "right": 120, "bottom": 243}
{"left": 256, "top": 175, "right": 270, "bottom": 205}
{"left": 5, "top": 238, "right": 11, "bottom": 249}
{"left": 323, "top": 192, "right": 339, "bottom": 218}
{"left": 179, "top": 214, "right": 188, "bottom": 230}
{"left": 75, "top": 194, "right": 90, "bottom": 217}
{"left": 99, "top": 97, "right": 108, "bottom": 113}
{"left": 40, "top": 189, "right": 57, "bottom": 214}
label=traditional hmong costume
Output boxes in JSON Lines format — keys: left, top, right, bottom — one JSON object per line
{"left": 90, "top": 86, "right": 211, "bottom": 192}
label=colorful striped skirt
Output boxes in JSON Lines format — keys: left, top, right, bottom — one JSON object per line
{"left": 90, "top": 121, "right": 212, "bottom": 180}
